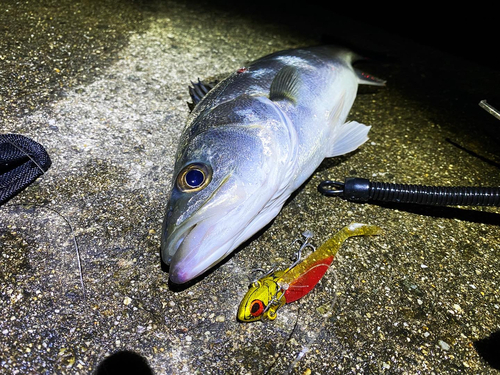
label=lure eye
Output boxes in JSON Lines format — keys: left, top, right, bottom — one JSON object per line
{"left": 250, "top": 300, "right": 265, "bottom": 317}
{"left": 176, "top": 163, "right": 212, "bottom": 192}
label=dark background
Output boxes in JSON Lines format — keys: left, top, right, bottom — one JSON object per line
{"left": 212, "top": 0, "right": 498, "bottom": 71}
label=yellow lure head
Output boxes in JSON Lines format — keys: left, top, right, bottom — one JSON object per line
{"left": 237, "top": 270, "right": 287, "bottom": 322}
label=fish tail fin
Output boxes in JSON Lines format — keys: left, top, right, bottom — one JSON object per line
{"left": 355, "top": 69, "right": 386, "bottom": 86}
{"left": 336, "top": 48, "right": 360, "bottom": 65}
{"left": 329, "top": 47, "right": 386, "bottom": 86}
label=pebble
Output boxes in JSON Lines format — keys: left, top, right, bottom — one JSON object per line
{"left": 438, "top": 340, "right": 450, "bottom": 351}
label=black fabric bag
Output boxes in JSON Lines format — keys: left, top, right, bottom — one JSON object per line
{"left": 0, "top": 134, "right": 51, "bottom": 205}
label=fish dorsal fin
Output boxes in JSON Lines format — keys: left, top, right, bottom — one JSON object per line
{"left": 327, "top": 120, "right": 371, "bottom": 157}
{"left": 188, "top": 79, "right": 216, "bottom": 112}
{"left": 269, "top": 66, "right": 301, "bottom": 104}
{"left": 355, "top": 69, "right": 386, "bottom": 86}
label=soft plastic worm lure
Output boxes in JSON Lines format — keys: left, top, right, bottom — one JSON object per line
{"left": 237, "top": 223, "right": 382, "bottom": 322}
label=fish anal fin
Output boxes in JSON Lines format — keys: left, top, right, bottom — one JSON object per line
{"left": 269, "top": 66, "right": 301, "bottom": 104}
{"left": 328, "top": 120, "right": 371, "bottom": 158}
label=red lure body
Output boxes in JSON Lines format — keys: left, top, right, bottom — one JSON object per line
{"left": 283, "top": 256, "right": 334, "bottom": 303}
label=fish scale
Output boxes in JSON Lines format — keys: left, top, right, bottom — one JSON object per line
{"left": 161, "top": 45, "right": 385, "bottom": 284}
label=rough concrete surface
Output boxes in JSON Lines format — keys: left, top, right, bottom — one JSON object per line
{"left": 1, "top": 1, "right": 499, "bottom": 374}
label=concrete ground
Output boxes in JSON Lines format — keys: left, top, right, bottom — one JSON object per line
{"left": 1, "top": 1, "right": 499, "bottom": 374}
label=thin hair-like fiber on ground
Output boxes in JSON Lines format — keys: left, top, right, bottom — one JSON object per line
{"left": 5, "top": 202, "right": 86, "bottom": 299}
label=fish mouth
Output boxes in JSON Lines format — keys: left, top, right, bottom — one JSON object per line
{"left": 166, "top": 216, "right": 237, "bottom": 284}
{"left": 161, "top": 170, "right": 285, "bottom": 284}
{"left": 162, "top": 221, "right": 197, "bottom": 266}
{"left": 161, "top": 173, "right": 236, "bottom": 271}
{"left": 161, "top": 171, "right": 250, "bottom": 284}
{"left": 165, "top": 198, "right": 281, "bottom": 284}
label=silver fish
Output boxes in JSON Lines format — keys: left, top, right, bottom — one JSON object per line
{"left": 162, "top": 45, "right": 384, "bottom": 283}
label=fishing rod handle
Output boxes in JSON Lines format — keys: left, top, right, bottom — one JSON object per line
{"left": 318, "top": 177, "right": 500, "bottom": 207}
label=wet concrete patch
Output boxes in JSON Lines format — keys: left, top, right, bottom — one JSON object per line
{"left": 0, "top": 0, "right": 152, "bottom": 117}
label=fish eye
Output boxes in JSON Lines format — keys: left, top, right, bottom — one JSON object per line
{"left": 176, "top": 163, "right": 212, "bottom": 192}
{"left": 250, "top": 300, "right": 265, "bottom": 317}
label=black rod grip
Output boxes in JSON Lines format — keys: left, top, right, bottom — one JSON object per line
{"left": 341, "top": 178, "right": 500, "bottom": 206}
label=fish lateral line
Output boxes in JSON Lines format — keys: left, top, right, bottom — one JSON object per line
{"left": 164, "top": 46, "right": 387, "bottom": 284}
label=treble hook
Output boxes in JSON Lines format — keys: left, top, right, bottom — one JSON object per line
{"left": 289, "top": 230, "right": 316, "bottom": 270}
{"left": 248, "top": 267, "right": 275, "bottom": 287}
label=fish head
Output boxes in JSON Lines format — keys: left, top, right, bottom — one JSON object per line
{"left": 162, "top": 96, "right": 294, "bottom": 284}
{"left": 237, "top": 271, "right": 286, "bottom": 322}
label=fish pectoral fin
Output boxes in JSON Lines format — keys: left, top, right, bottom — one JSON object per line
{"left": 269, "top": 66, "right": 301, "bottom": 105}
{"left": 327, "top": 121, "right": 371, "bottom": 157}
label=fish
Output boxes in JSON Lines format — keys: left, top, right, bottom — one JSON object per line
{"left": 237, "top": 223, "right": 383, "bottom": 322}
{"left": 161, "top": 45, "right": 385, "bottom": 284}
